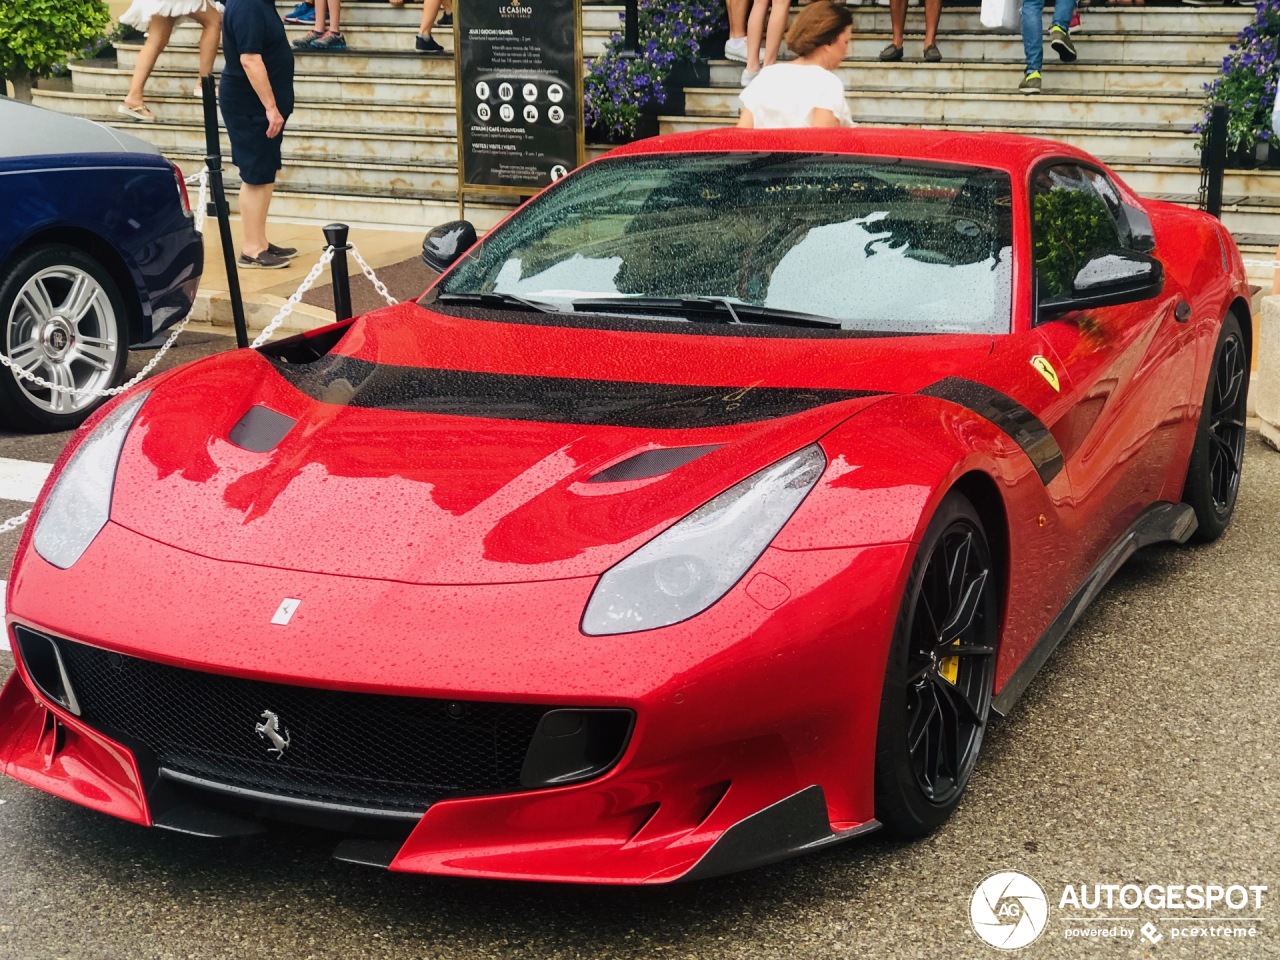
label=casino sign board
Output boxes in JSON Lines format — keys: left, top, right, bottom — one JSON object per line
{"left": 454, "top": 0, "right": 585, "bottom": 200}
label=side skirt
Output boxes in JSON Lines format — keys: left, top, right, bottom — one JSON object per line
{"left": 991, "top": 502, "right": 1198, "bottom": 718}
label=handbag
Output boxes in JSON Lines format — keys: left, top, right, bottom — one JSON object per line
{"left": 980, "top": 0, "right": 1020, "bottom": 30}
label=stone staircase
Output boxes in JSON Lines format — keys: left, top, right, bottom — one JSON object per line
{"left": 29, "top": 2, "right": 1276, "bottom": 269}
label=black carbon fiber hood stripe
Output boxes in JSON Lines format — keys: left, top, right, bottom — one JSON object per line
{"left": 271, "top": 355, "right": 882, "bottom": 429}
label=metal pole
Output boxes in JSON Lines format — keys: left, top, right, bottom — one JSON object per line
{"left": 323, "top": 223, "right": 353, "bottom": 322}
{"left": 201, "top": 75, "right": 249, "bottom": 348}
{"left": 622, "top": 0, "right": 638, "bottom": 55}
{"left": 1202, "top": 101, "right": 1228, "bottom": 221}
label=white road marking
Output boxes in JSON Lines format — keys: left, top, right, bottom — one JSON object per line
{"left": 0, "top": 457, "right": 52, "bottom": 504}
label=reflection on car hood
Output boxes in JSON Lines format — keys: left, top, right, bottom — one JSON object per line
{"left": 108, "top": 305, "right": 994, "bottom": 584}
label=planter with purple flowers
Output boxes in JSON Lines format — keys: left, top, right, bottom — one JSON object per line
{"left": 1197, "top": 2, "right": 1280, "bottom": 167}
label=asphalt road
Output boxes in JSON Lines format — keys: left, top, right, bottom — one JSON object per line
{"left": 0, "top": 336, "right": 1276, "bottom": 959}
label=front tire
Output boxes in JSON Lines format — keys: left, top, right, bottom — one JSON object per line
{"left": 1183, "top": 312, "right": 1247, "bottom": 543}
{"left": 0, "top": 244, "right": 129, "bottom": 432}
{"left": 874, "top": 492, "right": 998, "bottom": 837}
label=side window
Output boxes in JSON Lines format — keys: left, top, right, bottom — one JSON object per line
{"left": 1031, "top": 164, "right": 1125, "bottom": 305}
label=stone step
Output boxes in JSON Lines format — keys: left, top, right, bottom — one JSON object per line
{"left": 809, "top": 6, "right": 1250, "bottom": 34}
{"left": 1109, "top": 161, "right": 1280, "bottom": 199}
{"left": 169, "top": 149, "right": 461, "bottom": 195}
{"left": 689, "top": 86, "right": 1201, "bottom": 126}
{"left": 661, "top": 114, "right": 1199, "bottom": 162}
{"left": 266, "top": 0, "right": 624, "bottom": 31}
{"left": 33, "top": 88, "right": 457, "bottom": 136}
{"left": 70, "top": 62, "right": 456, "bottom": 106}
{"left": 714, "top": 59, "right": 1216, "bottom": 96}
{"left": 845, "top": 31, "right": 1230, "bottom": 65}
{"left": 1207, "top": 198, "right": 1280, "bottom": 238}
{"left": 226, "top": 183, "right": 513, "bottom": 231}
{"left": 164, "top": 21, "right": 613, "bottom": 57}
{"left": 117, "top": 41, "right": 455, "bottom": 77}
{"left": 94, "top": 116, "right": 460, "bottom": 164}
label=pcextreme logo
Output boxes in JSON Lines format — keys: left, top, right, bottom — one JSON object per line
{"left": 970, "top": 871, "right": 1050, "bottom": 950}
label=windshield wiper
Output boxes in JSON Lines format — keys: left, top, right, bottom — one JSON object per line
{"left": 569, "top": 296, "right": 842, "bottom": 329}
{"left": 432, "top": 291, "right": 562, "bottom": 313}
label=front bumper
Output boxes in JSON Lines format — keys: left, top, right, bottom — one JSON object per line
{"left": 1, "top": 522, "right": 906, "bottom": 883}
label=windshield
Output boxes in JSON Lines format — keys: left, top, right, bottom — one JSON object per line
{"left": 438, "top": 153, "right": 1014, "bottom": 335}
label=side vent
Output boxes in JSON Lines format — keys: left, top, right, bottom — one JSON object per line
{"left": 228, "top": 406, "right": 297, "bottom": 452}
{"left": 589, "top": 444, "right": 722, "bottom": 483}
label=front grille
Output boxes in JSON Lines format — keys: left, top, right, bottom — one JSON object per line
{"left": 51, "top": 635, "right": 553, "bottom": 813}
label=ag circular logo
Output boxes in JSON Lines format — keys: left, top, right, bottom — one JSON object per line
{"left": 970, "top": 871, "right": 1049, "bottom": 950}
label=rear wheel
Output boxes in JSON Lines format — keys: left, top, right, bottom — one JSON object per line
{"left": 0, "top": 244, "right": 128, "bottom": 432}
{"left": 1183, "top": 312, "right": 1247, "bottom": 543}
{"left": 874, "top": 492, "right": 998, "bottom": 837}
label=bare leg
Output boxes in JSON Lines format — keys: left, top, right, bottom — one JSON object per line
{"left": 239, "top": 182, "right": 276, "bottom": 258}
{"left": 419, "top": 0, "right": 442, "bottom": 36}
{"left": 762, "top": 0, "right": 788, "bottom": 66}
{"left": 746, "top": 0, "right": 767, "bottom": 72}
{"left": 124, "top": 15, "right": 175, "bottom": 109}
{"left": 889, "top": 0, "right": 906, "bottom": 47}
{"left": 923, "top": 0, "right": 942, "bottom": 47}
{"left": 326, "top": 0, "right": 341, "bottom": 33}
{"left": 313, "top": 0, "right": 328, "bottom": 31}
{"left": 190, "top": 6, "right": 222, "bottom": 77}
{"left": 727, "top": 0, "right": 747, "bottom": 40}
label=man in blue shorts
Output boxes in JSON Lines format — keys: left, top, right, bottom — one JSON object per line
{"left": 220, "top": 0, "right": 297, "bottom": 268}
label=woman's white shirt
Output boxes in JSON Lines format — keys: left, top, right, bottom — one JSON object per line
{"left": 740, "top": 64, "right": 854, "bottom": 128}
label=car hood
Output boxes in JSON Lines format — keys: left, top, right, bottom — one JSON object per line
{"left": 108, "top": 305, "right": 993, "bottom": 584}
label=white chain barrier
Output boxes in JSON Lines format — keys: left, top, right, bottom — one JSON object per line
{"left": 1242, "top": 259, "right": 1280, "bottom": 269}
{"left": 0, "top": 239, "right": 397, "bottom": 532}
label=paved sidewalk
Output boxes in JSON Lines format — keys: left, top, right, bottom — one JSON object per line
{"left": 192, "top": 214, "right": 425, "bottom": 335}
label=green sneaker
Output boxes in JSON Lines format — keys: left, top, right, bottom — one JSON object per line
{"left": 1019, "top": 71, "right": 1042, "bottom": 95}
{"left": 1049, "top": 25, "right": 1077, "bottom": 63}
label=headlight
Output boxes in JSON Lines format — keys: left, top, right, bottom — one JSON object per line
{"left": 582, "top": 445, "right": 825, "bottom": 635}
{"left": 34, "top": 392, "right": 149, "bottom": 569}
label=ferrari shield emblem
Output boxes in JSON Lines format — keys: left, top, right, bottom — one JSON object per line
{"left": 1030, "top": 355, "right": 1060, "bottom": 393}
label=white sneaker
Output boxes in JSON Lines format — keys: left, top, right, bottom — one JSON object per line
{"left": 724, "top": 36, "right": 747, "bottom": 62}
{"left": 740, "top": 67, "right": 759, "bottom": 87}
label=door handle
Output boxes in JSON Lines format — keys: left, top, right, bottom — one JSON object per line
{"left": 1174, "top": 300, "right": 1191, "bottom": 323}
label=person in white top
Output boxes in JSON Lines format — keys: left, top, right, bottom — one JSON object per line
{"left": 738, "top": 1, "right": 854, "bottom": 129}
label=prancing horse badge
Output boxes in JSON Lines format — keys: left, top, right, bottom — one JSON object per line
{"left": 271, "top": 598, "right": 301, "bottom": 625}
{"left": 1030, "top": 355, "right": 1060, "bottom": 393}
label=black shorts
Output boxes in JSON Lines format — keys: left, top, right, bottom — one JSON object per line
{"left": 224, "top": 110, "right": 287, "bottom": 186}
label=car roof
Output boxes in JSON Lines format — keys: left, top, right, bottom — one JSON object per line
{"left": 0, "top": 98, "right": 160, "bottom": 161}
{"left": 602, "top": 127, "right": 1097, "bottom": 178}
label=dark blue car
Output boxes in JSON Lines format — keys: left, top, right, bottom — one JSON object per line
{"left": 0, "top": 99, "right": 202, "bottom": 431}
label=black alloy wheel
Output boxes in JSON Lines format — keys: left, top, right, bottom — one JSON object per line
{"left": 874, "top": 492, "right": 998, "bottom": 837}
{"left": 1184, "top": 312, "right": 1248, "bottom": 543}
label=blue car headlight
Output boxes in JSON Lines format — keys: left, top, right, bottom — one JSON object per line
{"left": 581, "top": 445, "right": 826, "bottom": 635}
{"left": 33, "top": 391, "right": 149, "bottom": 569}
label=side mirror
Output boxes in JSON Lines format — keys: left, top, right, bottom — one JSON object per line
{"left": 421, "top": 220, "right": 477, "bottom": 273}
{"left": 1039, "top": 249, "right": 1164, "bottom": 321}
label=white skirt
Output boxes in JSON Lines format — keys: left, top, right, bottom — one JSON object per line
{"left": 120, "top": 0, "right": 223, "bottom": 29}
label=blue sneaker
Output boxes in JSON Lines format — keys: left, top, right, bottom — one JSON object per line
{"left": 283, "top": 2, "right": 314, "bottom": 23}
{"left": 310, "top": 30, "right": 347, "bottom": 50}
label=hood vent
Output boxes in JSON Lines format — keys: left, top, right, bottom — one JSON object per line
{"left": 228, "top": 405, "right": 296, "bottom": 452}
{"left": 588, "top": 444, "right": 722, "bottom": 483}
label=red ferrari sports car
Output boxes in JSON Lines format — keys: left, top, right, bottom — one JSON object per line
{"left": 0, "top": 129, "right": 1250, "bottom": 884}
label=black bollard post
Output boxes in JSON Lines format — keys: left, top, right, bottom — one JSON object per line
{"left": 1201, "top": 102, "right": 1228, "bottom": 221}
{"left": 622, "top": 0, "right": 638, "bottom": 55}
{"left": 323, "top": 223, "right": 353, "bottom": 322}
{"left": 201, "top": 74, "right": 250, "bottom": 348}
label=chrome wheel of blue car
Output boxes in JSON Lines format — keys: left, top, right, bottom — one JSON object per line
{"left": 0, "top": 245, "right": 127, "bottom": 432}
{"left": 875, "top": 491, "right": 998, "bottom": 836}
